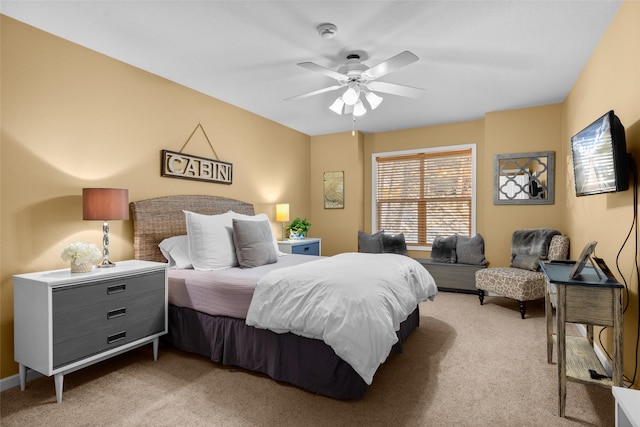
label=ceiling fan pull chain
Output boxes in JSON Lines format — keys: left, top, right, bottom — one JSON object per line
{"left": 352, "top": 114, "right": 356, "bottom": 136}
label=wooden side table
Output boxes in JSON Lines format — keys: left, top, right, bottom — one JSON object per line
{"left": 540, "top": 262, "right": 623, "bottom": 417}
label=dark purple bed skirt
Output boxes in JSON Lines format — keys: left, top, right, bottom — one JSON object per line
{"left": 164, "top": 304, "right": 420, "bottom": 399}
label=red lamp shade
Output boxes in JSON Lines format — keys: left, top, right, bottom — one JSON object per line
{"left": 82, "top": 188, "right": 129, "bottom": 221}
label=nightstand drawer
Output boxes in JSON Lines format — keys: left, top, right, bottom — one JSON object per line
{"left": 291, "top": 242, "right": 319, "bottom": 256}
{"left": 52, "top": 270, "right": 165, "bottom": 312}
{"left": 277, "top": 238, "right": 321, "bottom": 256}
{"left": 53, "top": 313, "right": 165, "bottom": 369}
{"left": 53, "top": 289, "right": 165, "bottom": 344}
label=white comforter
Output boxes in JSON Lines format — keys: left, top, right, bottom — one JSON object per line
{"left": 245, "top": 252, "right": 438, "bottom": 384}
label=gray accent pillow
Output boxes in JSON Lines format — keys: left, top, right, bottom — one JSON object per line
{"left": 382, "top": 233, "right": 408, "bottom": 255}
{"left": 232, "top": 219, "right": 277, "bottom": 268}
{"left": 431, "top": 235, "right": 457, "bottom": 263}
{"left": 358, "top": 230, "right": 384, "bottom": 253}
{"left": 456, "top": 234, "right": 488, "bottom": 266}
{"left": 511, "top": 253, "right": 541, "bottom": 271}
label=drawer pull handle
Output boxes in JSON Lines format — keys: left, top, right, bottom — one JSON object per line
{"left": 107, "top": 307, "right": 126, "bottom": 319}
{"left": 107, "top": 331, "right": 126, "bottom": 344}
{"left": 107, "top": 284, "right": 126, "bottom": 294}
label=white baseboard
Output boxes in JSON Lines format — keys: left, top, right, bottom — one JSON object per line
{"left": 0, "top": 369, "right": 43, "bottom": 393}
{"left": 575, "top": 324, "right": 613, "bottom": 377}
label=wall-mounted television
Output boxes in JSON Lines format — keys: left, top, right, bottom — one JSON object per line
{"left": 571, "top": 110, "right": 629, "bottom": 196}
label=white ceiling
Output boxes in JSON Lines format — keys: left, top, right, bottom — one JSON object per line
{"left": 1, "top": 1, "right": 622, "bottom": 136}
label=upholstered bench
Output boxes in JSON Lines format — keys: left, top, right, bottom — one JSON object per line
{"left": 475, "top": 230, "right": 569, "bottom": 319}
{"left": 415, "top": 259, "right": 485, "bottom": 293}
{"left": 415, "top": 233, "right": 488, "bottom": 293}
{"left": 358, "top": 231, "right": 488, "bottom": 294}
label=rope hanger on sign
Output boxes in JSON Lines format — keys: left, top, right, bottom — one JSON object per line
{"left": 179, "top": 123, "right": 220, "bottom": 160}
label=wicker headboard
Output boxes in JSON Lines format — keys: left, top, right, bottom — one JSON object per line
{"left": 130, "top": 195, "right": 255, "bottom": 262}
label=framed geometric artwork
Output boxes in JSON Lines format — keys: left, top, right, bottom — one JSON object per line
{"left": 494, "top": 151, "right": 555, "bottom": 205}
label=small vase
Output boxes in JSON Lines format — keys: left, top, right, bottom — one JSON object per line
{"left": 70, "top": 262, "right": 93, "bottom": 273}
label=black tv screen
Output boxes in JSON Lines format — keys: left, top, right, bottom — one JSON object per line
{"left": 571, "top": 110, "right": 629, "bottom": 196}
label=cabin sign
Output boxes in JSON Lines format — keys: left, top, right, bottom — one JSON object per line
{"left": 161, "top": 149, "right": 233, "bottom": 185}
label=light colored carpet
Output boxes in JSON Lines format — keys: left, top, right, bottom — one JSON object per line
{"left": 0, "top": 292, "right": 614, "bottom": 426}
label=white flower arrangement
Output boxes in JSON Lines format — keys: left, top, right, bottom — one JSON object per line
{"left": 60, "top": 242, "right": 102, "bottom": 265}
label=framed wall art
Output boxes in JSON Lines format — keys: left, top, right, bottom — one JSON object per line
{"left": 323, "top": 171, "right": 344, "bottom": 209}
{"left": 494, "top": 151, "right": 555, "bottom": 205}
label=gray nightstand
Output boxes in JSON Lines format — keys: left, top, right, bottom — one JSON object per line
{"left": 13, "top": 260, "right": 168, "bottom": 403}
{"left": 278, "top": 238, "right": 322, "bottom": 256}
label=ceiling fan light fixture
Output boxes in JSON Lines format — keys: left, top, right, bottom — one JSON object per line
{"left": 329, "top": 97, "right": 345, "bottom": 114}
{"left": 353, "top": 100, "right": 367, "bottom": 117}
{"left": 365, "top": 91, "right": 383, "bottom": 110}
{"left": 342, "top": 86, "right": 360, "bottom": 106}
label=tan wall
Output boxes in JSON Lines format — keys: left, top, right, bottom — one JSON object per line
{"left": 482, "top": 104, "right": 565, "bottom": 266}
{"left": 0, "top": 16, "right": 310, "bottom": 378}
{"left": 309, "top": 132, "right": 364, "bottom": 256}
{"left": 563, "top": 0, "right": 640, "bottom": 389}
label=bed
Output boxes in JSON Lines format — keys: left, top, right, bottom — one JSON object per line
{"left": 130, "top": 194, "right": 437, "bottom": 398}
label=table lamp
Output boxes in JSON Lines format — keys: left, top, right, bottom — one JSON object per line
{"left": 275, "top": 203, "right": 290, "bottom": 240}
{"left": 83, "top": 188, "right": 129, "bottom": 268}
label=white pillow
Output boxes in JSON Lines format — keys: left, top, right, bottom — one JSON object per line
{"left": 158, "top": 235, "right": 192, "bottom": 269}
{"left": 229, "top": 211, "right": 284, "bottom": 256}
{"left": 184, "top": 210, "right": 237, "bottom": 270}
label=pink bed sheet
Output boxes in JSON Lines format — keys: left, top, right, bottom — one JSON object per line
{"left": 168, "top": 254, "right": 320, "bottom": 319}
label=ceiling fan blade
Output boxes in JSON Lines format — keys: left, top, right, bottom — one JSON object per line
{"left": 284, "top": 85, "right": 343, "bottom": 101}
{"left": 297, "top": 62, "right": 348, "bottom": 82}
{"left": 362, "top": 51, "right": 419, "bottom": 80}
{"left": 366, "top": 81, "right": 425, "bottom": 98}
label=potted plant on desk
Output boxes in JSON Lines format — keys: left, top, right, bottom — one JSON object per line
{"left": 287, "top": 217, "right": 311, "bottom": 240}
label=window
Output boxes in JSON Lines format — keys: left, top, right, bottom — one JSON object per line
{"left": 373, "top": 144, "right": 476, "bottom": 249}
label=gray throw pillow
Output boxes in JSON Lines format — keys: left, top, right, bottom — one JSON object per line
{"left": 431, "top": 235, "right": 457, "bottom": 263}
{"left": 358, "top": 230, "right": 384, "bottom": 253}
{"left": 456, "top": 234, "right": 488, "bottom": 266}
{"left": 382, "top": 233, "right": 408, "bottom": 255}
{"left": 511, "top": 253, "right": 541, "bottom": 271}
{"left": 232, "top": 219, "right": 277, "bottom": 268}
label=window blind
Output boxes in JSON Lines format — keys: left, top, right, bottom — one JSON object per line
{"left": 375, "top": 148, "right": 473, "bottom": 247}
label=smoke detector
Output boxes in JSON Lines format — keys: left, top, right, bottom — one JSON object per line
{"left": 317, "top": 23, "right": 337, "bottom": 40}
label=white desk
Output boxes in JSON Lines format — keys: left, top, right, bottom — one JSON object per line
{"left": 613, "top": 386, "right": 640, "bottom": 427}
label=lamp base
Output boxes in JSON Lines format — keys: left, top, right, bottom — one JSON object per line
{"left": 97, "top": 259, "right": 116, "bottom": 268}
{"left": 98, "top": 221, "right": 116, "bottom": 268}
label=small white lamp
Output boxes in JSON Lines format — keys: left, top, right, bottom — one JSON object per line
{"left": 275, "top": 203, "right": 290, "bottom": 240}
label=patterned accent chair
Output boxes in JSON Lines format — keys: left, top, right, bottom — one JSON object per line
{"left": 475, "top": 229, "right": 570, "bottom": 319}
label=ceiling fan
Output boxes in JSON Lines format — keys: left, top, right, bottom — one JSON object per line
{"left": 285, "top": 51, "right": 425, "bottom": 117}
